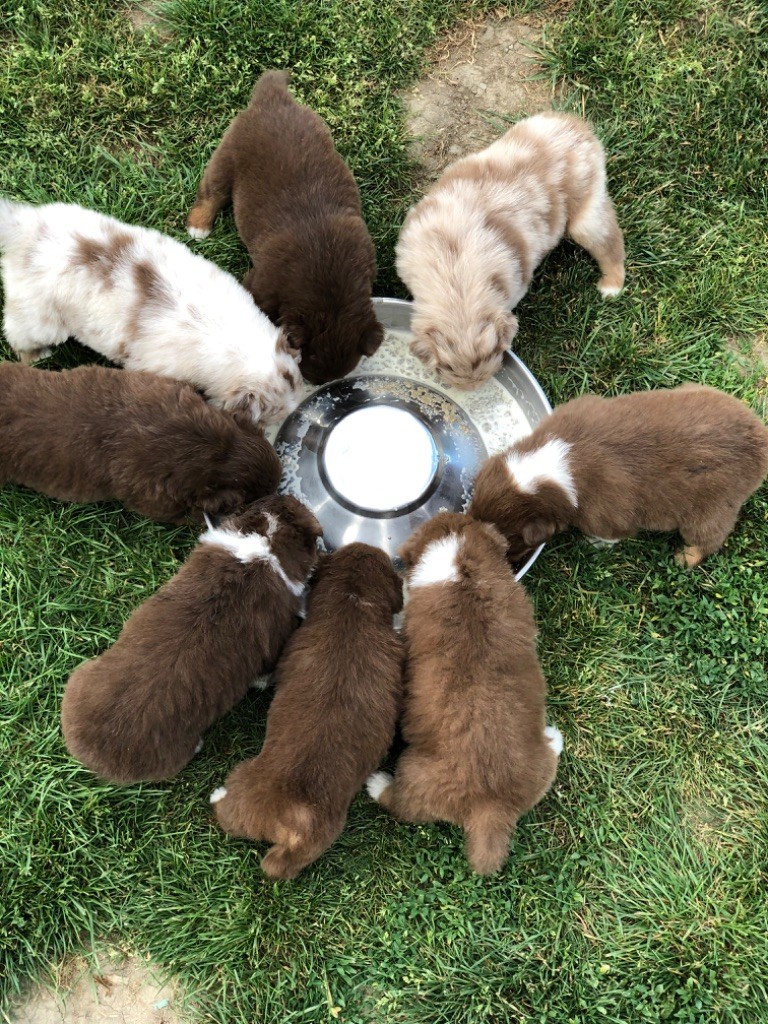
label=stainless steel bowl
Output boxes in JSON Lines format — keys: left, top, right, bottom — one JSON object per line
{"left": 267, "top": 297, "right": 552, "bottom": 578}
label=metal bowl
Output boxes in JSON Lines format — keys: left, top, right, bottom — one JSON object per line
{"left": 267, "top": 297, "right": 552, "bottom": 578}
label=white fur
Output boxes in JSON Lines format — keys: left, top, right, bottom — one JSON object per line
{"left": 544, "top": 725, "right": 563, "bottom": 757}
{"left": 408, "top": 534, "right": 461, "bottom": 588}
{"left": 586, "top": 536, "right": 620, "bottom": 548}
{"left": 209, "top": 786, "right": 228, "bottom": 804}
{"left": 396, "top": 113, "right": 624, "bottom": 388}
{"left": 366, "top": 771, "right": 393, "bottom": 801}
{"left": 0, "top": 199, "right": 302, "bottom": 424}
{"left": 187, "top": 226, "right": 210, "bottom": 240}
{"left": 194, "top": 738, "right": 204, "bottom": 754}
{"left": 505, "top": 438, "right": 579, "bottom": 509}
{"left": 249, "top": 676, "right": 271, "bottom": 691}
{"left": 199, "top": 523, "right": 305, "bottom": 596}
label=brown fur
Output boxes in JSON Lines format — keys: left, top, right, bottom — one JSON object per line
{"left": 187, "top": 70, "right": 383, "bottom": 384}
{"left": 212, "top": 543, "right": 404, "bottom": 879}
{"left": 469, "top": 384, "right": 768, "bottom": 566}
{"left": 61, "top": 496, "right": 322, "bottom": 785}
{"left": 0, "top": 362, "right": 282, "bottom": 523}
{"left": 369, "top": 514, "right": 560, "bottom": 876}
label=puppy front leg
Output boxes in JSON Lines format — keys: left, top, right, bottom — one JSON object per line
{"left": 187, "top": 148, "right": 234, "bottom": 239}
{"left": 676, "top": 508, "right": 740, "bottom": 568}
{"left": 260, "top": 838, "right": 327, "bottom": 880}
{"left": 568, "top": 190, "right": 625, "bottom": 298}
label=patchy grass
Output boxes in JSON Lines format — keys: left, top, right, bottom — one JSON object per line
{"left": 1, "top": 0, "right": 767, "bottom": 1022}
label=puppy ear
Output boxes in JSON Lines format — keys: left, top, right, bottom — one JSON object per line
{"left": 493, "top": 311, "right": 519, "bottom": 353}
{"left": 276, "top": 329, "right": 301, "bottom": 362}
{"left": 477, "top": 520, "right": 509, "bottom": 554}
{"left": 359, "top": 319, "right": 384, "bottom": 357}
{"left": 200, "top": 488, "right": 247, "bottom": 518}
{"left": 410, "top": 330, "right": 438, "bottom": 369}
{"left": 521, "top": 519, "right": 556, "bottom": 548}
{"left": 397, "top": 532, "right": 422, "bottom": 570}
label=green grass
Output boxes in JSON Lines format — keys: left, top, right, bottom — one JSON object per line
{"left": 1, "top": 0, "right": 768, "bottom": 1021}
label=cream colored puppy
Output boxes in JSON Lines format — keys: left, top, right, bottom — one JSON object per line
{"left": 396, "top": 113, "right": 625, "bottom": 390}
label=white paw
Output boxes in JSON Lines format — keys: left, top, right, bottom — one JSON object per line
{"left": 187, "top": 226, "right": 211, "bottom": 240}
{"left": 586, "top": 536, "right": 620, "bottom": 548}
{"left": 598, "top": 283, "right": 623, "bottom": 298}
{"left": 209, "top": 786, "right": 228, "bottom": 804}
{"left": 366, "top": 771, "right": 393, "bottom": 801}
{"left": 249, "top": 676, "right": 271, "bottom": 691}
{"left": 194, "top": 738, "right": 204, "bottom": 754}
{"left": 544, "top": 725, "right": 564, "bottom": 757}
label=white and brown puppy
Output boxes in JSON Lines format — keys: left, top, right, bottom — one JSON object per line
{"left": 0, "top": 362, "right": 281, "bottom": 523}
{"left": 469, "top": 384, "right": 768, "bottom": 567}
{"left": 211, "top": 543, "right": 404, "bottom": 880}
{"left": 367, "top": 513, "right": 562, "bottom": 876}
{"left": 61, "top": 496, "right": 321, "bottom": 785}
{"left": 0, "top": 198, "right": 303, "bottom": 424}
{"left": 397, "top": 113, "right": 625, "bottom": 390}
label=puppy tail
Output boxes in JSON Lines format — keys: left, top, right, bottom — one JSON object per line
{"left": 250, "top": 69, "right": 292, "bottom": 105}
{"left": 464, "top": 804, "right": 515, "bottom": 876}
{"left": 0, "top": 197, "right": 33, "bottom": 250}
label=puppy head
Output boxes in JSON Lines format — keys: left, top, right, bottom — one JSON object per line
{"left": 223, "top": 331, "right": 303, "bottom": 426}
{"left": 196, "top": 419, "right": 282, "bottom": 517}
{"left": 410, "top": 310, "right": 518, "bottom": 391}
{"left": 398, "top": 512, "right": 470, "bottom": 573}
{"left": 469, "top": 455, "right": 566, "bottom": 562}
{"left": 294, "top": 307, "right": 384, "bottom": 385}
{"left": 314, "top": 543, "right": 403, "bottom": 614}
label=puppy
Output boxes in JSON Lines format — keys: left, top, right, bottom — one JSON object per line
{"left": 469, "top": 384, "right": 768, "bottom": 567}
{"left": 211, "top": 543, "right": 404, "bottom": 879}
{"left": 186, "top": 70, "right": 383, "bottom": 384}
{"left": 61, "top": 495, "right": 322, "bottom": 785}
{"left": 396, "top": 113, "right": 625, "bottom": 390}
{"left": 367, "top": 513, "right": 562, "bottom": 876}
{"left": 0, "top": 362, "right": 281, "bottom": 522}
{"left": 0, "top": 198, "right": 303, "bottom": 424}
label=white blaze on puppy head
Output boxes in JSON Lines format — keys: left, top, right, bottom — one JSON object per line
{"left": 199, "top": 517, "right": 307, "bottom": 597}
{"left": 505, "top": 438, "right": 578, "bottom": 508}
{"left": 408, "top": 534, "right": 461, "bottom": 588}
{"left": 0, "top": 199, "right": 303, "bottom": 425}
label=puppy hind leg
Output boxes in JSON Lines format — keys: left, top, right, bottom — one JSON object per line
{"left": 567, "top": 189, "right": 625, "bottom": 298}
{"left": 187, "top": 148, "right": 234, "bottom": 239}
{"left": 676, "top": 509, "right": 740, "bottom": 568}
{"left": 464, "top": 804, "right": 515, "bottom": 876}
{"left": 366, "top": 770, "right": 440, "bottom": 824}
{"left": 261, "top": 839, "right": 326, "bottom": 880}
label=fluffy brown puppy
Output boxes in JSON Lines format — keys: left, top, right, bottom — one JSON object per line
{"left": 211, "top": 543, "right": 404, "bottom": 880}
{"left": 61, "top": 496, "right": 321, "bottom": 785}
{"left": 187, "top": 70, "right": 383, "bottom": 384}
{"left": 469, "top": 384, "right": 768, "bottom": 567}
{"left": 0, "top": 362, "right": 282, "bottom": 522}
{"left": 367, "top": 513, "right": 562, "bottom": 876}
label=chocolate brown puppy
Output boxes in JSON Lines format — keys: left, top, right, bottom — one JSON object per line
{"left": 61, "top": 495, "right": 321, "bottom": 785}
{"left": 0, "top": 362, "right": 281, "bottom": 522}
{"left": 211, "top": 543, "right": 404, "bottom": 879}
{"left": 187, "top": 70, "right": 383, "bottom": 384}
{"left": 469, "top": 384, "right": 768, "bottom": 567}
{"left": 367, "top": 513, "right": 562, "bottom": 876}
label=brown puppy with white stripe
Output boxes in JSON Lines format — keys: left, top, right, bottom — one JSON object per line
{"left": 397, "top": 112, "right": 624, "bottom": 390}
{"left": 0, "top": 362, "right": 281, "bottom": 523}
{"left": 367, "top": 514, "right": 562, "bottom": 876}
{"left": 469, "top": 384, "right": 768, "bottom": 567}
{"left": 211, "top": 543, "right": 404, "bottom": 880}
{"left": 61, "top": 496, "right": 321, "bottom": 785}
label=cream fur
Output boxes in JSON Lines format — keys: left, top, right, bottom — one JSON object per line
{"left": 0, "top": 199, "right": 302, "bottom": 424}
{"left": 396, "top": 113, "right": 625, "bottom": 390}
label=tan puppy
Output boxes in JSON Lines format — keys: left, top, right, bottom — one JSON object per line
{"left": 0, "top": 362, "right": 281, "bottom": 522}
{"left": 397, "top": 112, "right": 625, "bottom": 390}
{"left": 61, "top": 496, "right": 321, "bottom": 785}
{"left": 469, "top": 384, "right": 768, "bottom": 567}
{"left": 187, "top": 70, "right": 383, "bottom": 385}
{"left": 366, "top": 514, "right": 562, "bottom": 876}
{"left": 211, "top": 543, "right": 404, "bottom": 879}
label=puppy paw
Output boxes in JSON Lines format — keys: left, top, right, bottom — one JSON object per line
{"left": 209, "top": 786, "right": 228, "bottom": 804}
{"left": 194, "top": 738, "right": 204, "bottom": 754}
{"left": 544, "top": 725, "right": 564, "bottom": 757}
{"left": 586, "top": 536, "right": 620, "bottom": 549}
{"left": 366, "top": 771, "right": 393, "bottom": 802}
{"left": 187, "top": 225, "right": 211, "bottom": 240}
{"left": 597, "top": 272, "right": 624, "bottom": 298}
{"left": 675, "top": 544, "right": 705, "bottom": 568}
{"left": 249, "top": 675, "right": 271, "bottom": 691}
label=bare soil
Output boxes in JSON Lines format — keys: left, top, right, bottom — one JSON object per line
{"left": 402, "top": 11, "right": 564, "bottom": 183}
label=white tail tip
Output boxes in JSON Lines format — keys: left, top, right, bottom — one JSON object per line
{"left": 544, "top": 725, "right": 564, "bottom": 757}
{"left": 366, "top": 771, "right": 393, "bottom": 801}
{"left": 209, "top": 786, "right": 228, "bottom": 804}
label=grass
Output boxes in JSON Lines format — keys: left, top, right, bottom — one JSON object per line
{"left": 1, "top": 0, "right": 767, "bottom": 1021}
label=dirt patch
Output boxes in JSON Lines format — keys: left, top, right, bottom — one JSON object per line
{"left": 402, "top": 12, "right": 564, "bottom": 183}
{"left": 10, "top": 951, "right": 185, "bottom": 1024}
{"left": 126, "top": 1, "right": 172, "bottom": 39}
{"left": 726, "top": 332, "right": 768, "bottom": 382}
